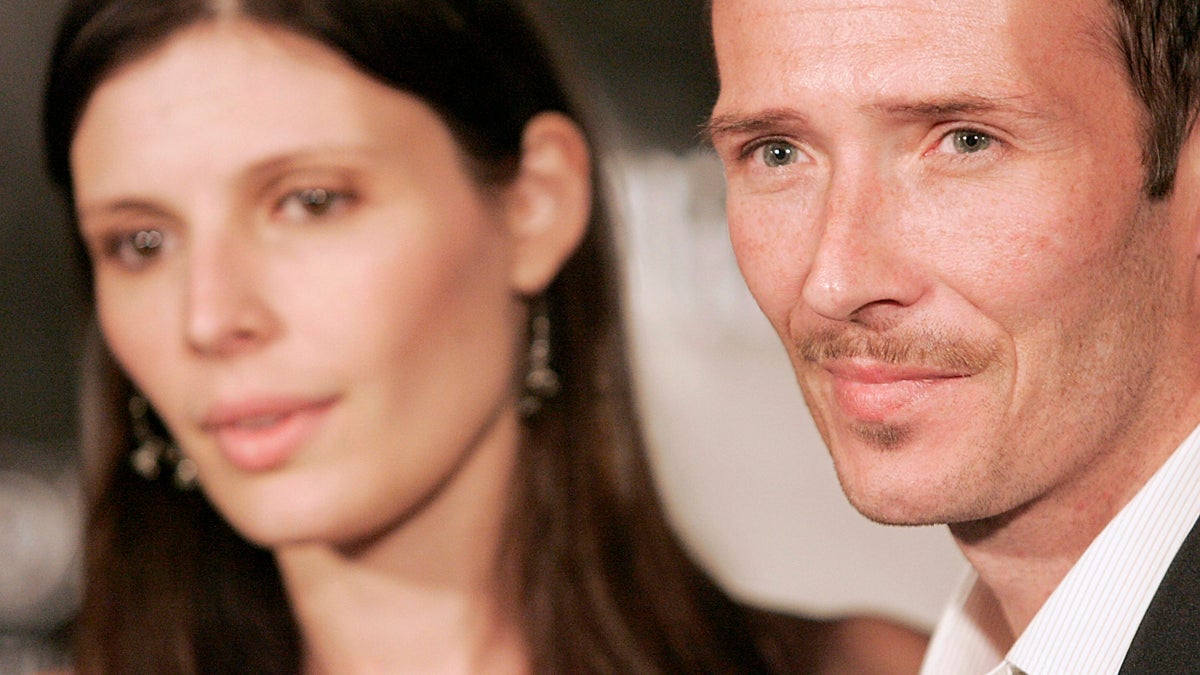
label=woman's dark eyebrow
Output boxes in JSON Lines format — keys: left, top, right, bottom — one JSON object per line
{"left": 76, "top": 198, "right": 173, "bottom": 227}
{"left": 238, "top": 145, "right": 379, "bottom": 184}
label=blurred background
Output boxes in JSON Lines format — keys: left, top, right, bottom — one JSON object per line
{"left": 2, "top": 0, "right": 85, "bottom": 671}
{"left": 0, "top": 1, "right": 962, "bottom": 670}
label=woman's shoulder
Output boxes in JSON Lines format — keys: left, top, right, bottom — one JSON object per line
{"left": 737, "top": 602, "right": 929, "bottom": 675}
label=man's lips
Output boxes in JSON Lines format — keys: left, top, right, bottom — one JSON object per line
{"left": 200, "top": 396, "right": 337, "bottom": 472}
{"left": 822, "top": 359, "right": 971, "bottom": 384}
{"left": 821, "top": 359, "right": 970, "bottom": 423}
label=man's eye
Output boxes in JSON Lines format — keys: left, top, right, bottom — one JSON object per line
{"left": 278, "top": 187, "right": 352, "bottom": 220}
{"left": 758, "top": 141, "right": 800, "bottom": 168}
{"left": 942, "top": 129, "right": 994, "bottom": 154}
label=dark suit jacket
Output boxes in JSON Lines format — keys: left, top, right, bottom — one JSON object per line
{"left": 1119, "top": 516, "right": 1200, "bottom": 673}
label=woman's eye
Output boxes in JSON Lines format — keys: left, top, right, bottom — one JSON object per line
{"left": 101, "top": 228, "right": 167, "bottom": 270}
{"left": 757, "top": 140, "right": 801, "bottom": 168}
{"left": 940, "top": 129, "right": 994, "bottom": 155}
{"left": 278, "top": 187, "right": 352, "bottom": 221}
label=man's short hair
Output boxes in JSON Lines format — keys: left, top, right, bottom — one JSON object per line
{"left": 1110, "top": 0, "right": 1200, "bottom": 197}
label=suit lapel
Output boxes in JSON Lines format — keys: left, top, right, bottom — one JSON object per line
{"left": 1119, "top": 515, "right": 1200, "bottom": 673}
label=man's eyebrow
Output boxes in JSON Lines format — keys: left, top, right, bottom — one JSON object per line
{"left": 703, "top": 95, "right": 1047, "bottom": 144}
{"left": 869, "top": 93, "right": 1045, "bottom": 121}
{"left": 702, "top": 109, "right": 810, "bottom": 145}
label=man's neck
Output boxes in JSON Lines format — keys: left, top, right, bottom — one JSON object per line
{"left": 951, "top": 515, "right": 1091, "bottom": 646}
{"left": 949, "top": 403, "right": 1200, "bottom": 646}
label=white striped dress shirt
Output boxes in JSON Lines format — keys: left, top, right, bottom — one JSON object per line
{"left": 920, "top": 423, "right": 1200, "bottom": 674}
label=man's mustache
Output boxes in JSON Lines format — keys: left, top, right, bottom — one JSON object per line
{"left": 794, "top": 327, "right": 1001, "bottom": 374}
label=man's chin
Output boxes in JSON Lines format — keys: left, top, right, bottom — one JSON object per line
{"left": 853, "top": 507, "right": 948, "bottom": 528}
{"left": 836, "top": 474, "right": 962, "bottom": 527}
{"left": 825, "top": 423, "right": 979, "bottom": 525}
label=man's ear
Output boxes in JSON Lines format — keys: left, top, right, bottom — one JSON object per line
{"left": 503, "top": 112, "right": 592, "bottom": 295}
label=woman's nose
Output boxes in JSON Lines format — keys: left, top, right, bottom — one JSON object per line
{"left": 183, "top": 232, "right": 279, "bottom": 357}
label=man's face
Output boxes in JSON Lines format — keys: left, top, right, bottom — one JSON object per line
{"left": 710, "top": 0, "right": 1200, "bottom": 526}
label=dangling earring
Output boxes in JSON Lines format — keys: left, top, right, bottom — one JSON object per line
{"left": 518, "top": 297, "right": 560, "bottom": 418}
{"left": 129, "top": 393, "right": 198, "bottom": 490}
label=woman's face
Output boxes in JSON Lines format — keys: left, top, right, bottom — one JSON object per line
{"left": 70, "top": 20, "right": 547, "bottom": 549}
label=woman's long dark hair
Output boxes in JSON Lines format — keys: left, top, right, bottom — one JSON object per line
{"left": 44, "top": 1, "right": 800, "bottom": 672}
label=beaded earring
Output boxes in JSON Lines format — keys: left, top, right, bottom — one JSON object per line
{"left": 129, "top": 393, "right": 198, "bottom": 490}
{"left": 518, "top": 298, "right": 560, "bottom": 417}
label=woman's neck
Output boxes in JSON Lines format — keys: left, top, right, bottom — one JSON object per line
{"left": 281, "top": 544, "right": 527, "bottom": 675}
{"left": 274, "top": 409, "right": 529, "bottom": 675}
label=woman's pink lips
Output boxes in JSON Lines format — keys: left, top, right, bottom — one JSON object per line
{"left": 822, "top": 360, "right": 968, "bottom": 423}
{"left": 201, "top": 397, "right": 337, "bottom": 473}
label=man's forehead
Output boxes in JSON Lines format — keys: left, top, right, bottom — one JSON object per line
{"left": 711, "top": 0, "right": 1123, "bottom": 104}
{"left": 711, "top": 0, "right": 1116, "bottom": 45}
{"left": 707, "top": 0, "right": 1140, "bottom": 158}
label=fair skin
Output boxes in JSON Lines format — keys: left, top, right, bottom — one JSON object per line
{"left": 710, "top": 0, "right": 1200, "bottom": 648}
{"left": 70, "top": 19, "right": 591, "bottom": 674}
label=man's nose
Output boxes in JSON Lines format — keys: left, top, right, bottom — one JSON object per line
{"left": 800, "top": 166, "right": 925, "bottom": 324}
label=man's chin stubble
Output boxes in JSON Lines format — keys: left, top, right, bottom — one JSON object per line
{"left": 850, "top": 421, "right": 912, "bottom": 449}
